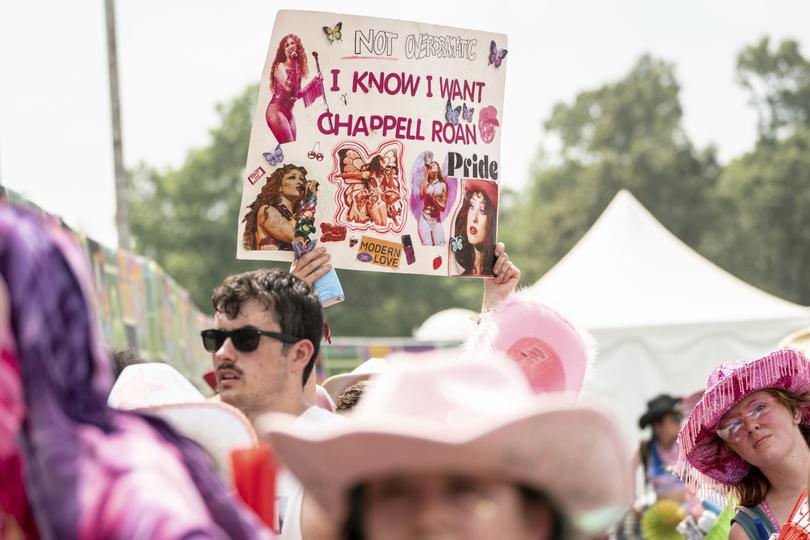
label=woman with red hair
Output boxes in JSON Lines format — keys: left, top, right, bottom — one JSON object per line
{"left": 266, "top": 34, "right": 322, "bottom": 144}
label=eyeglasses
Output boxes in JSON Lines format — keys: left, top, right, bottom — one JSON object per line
{"left": 715, "top": 395, "right": 776, "bottom": 442}
{"left": 200, "top": 327, "right": 299, "bottom": 353}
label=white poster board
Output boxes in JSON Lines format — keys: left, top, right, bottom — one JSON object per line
{"left": 237, "top": 10, "right": 508, "bottom": 277}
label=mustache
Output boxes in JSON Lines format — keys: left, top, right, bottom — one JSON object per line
{"left": 216, "top": 362, "right": 244, "bottom": 376}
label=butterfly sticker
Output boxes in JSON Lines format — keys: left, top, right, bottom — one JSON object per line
{"left": 488, "top": 40, "right": 508, "bottom": 68}
{"left": 323, "top": 22, "right": 343, "bottom": 44}
{"left": 262, "top": 144, "right": 284, "bottom": 166}
{"left": 445, "top": 99, "right": 461, "bottom": 126}
{"left": 292, "top": 239, "right": 314, "bottom": 260}
{"left": 450, "top": 235, "right": 463, "bottom": 253}
{"left": 462, "top": 103, "right": 475, "bottom": 122}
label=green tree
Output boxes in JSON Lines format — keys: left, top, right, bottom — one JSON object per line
{"left": 700, "top": 38, "right": 810, "bottom": 304}
{"left": 502, "top": 55, "right": 720, "bottom": 284}
{"left": 130, "top": 85, "right": 268, "bottom": 313}
{"left": 701, "top": 128, "right": 810, "bottom": 303}
{"left": 130, "top": 85, "right": 485, "bottom": 337}
{"left": 737, "top": 37, "right": 810, "bottom": 140}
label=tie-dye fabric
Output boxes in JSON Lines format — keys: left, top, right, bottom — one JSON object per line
{"left": 0, "top": 206, "right": 270, "bottom": 539}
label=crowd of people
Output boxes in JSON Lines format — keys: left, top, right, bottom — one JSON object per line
{"left": 4, "top": 201, "right": 810, "bottom": 540}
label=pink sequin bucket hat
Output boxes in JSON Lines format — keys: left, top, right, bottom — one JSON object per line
{"left": 676, "top": 348, "right": 810, "bottom": 494}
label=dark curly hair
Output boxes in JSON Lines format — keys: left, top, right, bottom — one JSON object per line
{"left": 211, "top": 269, "right": 322, "bottom": 386}
{"left": 336, "top": 380, "right": 369, "bottom": 413}
{"left": 242, "top": 164, "right": 308, "bottom": 250}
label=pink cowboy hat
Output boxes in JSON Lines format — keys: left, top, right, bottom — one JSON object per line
{"left": 465, "top": 292, "right": 594, "bottom": 394}
{"left": 677, "top": 348, "right": 810, "bottom": 495}
{"left": 321, "top": 357, "right": 389, "bottom": 402}
{"left": 462, "top": 178, "right": 498, "bottom": 205}
{"left": 108, "top": 363, "right": 256, "bottom": 484}
{"left": 314, "top": 384, "right": 336, "bottom": 413}
{"left": 257, "top": 352, "right": 631, "bottom": 535}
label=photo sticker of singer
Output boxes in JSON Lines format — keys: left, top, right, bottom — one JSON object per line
{"left": 242, "top": 163, "right": 319, "bottom": 251}
{"left": 331, "top": 141, "right": 406, "bottom": 233}
{"left": 449, "top": 178, "right": 498, "bottom": 277}
{"left": 265, "top": 33, "right": 326, "bottom": 144}
{"left": 409, "top": 150, "right": 458, "bottom": 247}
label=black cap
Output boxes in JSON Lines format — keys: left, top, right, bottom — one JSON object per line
{"left": 638, "top": 394, "right": 682, "bottom": 429}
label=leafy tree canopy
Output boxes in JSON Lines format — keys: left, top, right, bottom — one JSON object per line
{"left": 500, "top": 55, "right": 719, "bottom": 284}
{"left": 737, "top": 37, "right": 810, "bottom": 139}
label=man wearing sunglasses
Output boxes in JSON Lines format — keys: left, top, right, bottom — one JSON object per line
{"left": 203, "top": 269, "right": 323, "bottom": 424}
{"left": 202, "top": 245, "right": 520, "bottom": 539}
{"left": 203, "top": 268, "right": 339, "bottom": 540}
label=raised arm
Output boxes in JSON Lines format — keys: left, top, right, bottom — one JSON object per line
{"left": 290, "top": 247, "right": 332, "bottom": 287}
{"left": 420, "top": 177, "right": 429, "bottom": 197}
{"left": 434, "top": 182, "right": 448, "bottom": 211}
{"left": 274, "top": 62, "right": 299, "bottom": 93}
{"left": 481, "top": 242, "right": 521, "bottom": 312}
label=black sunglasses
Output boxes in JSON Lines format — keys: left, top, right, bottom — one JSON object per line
{"left": 200, "top": 327, "right": 299, "bottom": 353}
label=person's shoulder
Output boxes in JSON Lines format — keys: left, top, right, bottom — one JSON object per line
{"left": 730, "top": 505, "right": 772, "bottom": 540}
{"left": 298, "top": 405, "right": 349, "bottom": 426}
{"left": 729, "top": 521, "right": 752, "bottom": 540}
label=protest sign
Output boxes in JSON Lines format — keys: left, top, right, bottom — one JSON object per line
{"left": 237, "top": 10, "right": 507, "bottom": 277}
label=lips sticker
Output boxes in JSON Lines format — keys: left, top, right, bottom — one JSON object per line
{"left": 478, "top": 105, "right": 500, "bottom": 144}
{"left": 320, "top": 222, "right": 347, "bottom": 242}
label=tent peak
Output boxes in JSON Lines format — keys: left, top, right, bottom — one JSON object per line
{"left": 531, "top": 189, "right": 808, "bottom": 329}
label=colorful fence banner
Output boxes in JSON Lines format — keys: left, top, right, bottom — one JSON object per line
{"left": 0, "top": 185, "right": 212, "bottom": 384}
{"left": 237, "top": 10, "right": 508, "bottom": 277}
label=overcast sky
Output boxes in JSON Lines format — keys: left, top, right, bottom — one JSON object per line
{"left": 2, "top": 1, "right": 808, "bottom": 247}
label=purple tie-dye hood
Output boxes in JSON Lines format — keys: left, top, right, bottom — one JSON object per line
{"left": 0, "top": 206, "right": 270, "bottom": 539}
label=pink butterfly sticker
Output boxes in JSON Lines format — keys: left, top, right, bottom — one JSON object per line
{"left": 488, "top": 40, "right": 508, "bottom": 68}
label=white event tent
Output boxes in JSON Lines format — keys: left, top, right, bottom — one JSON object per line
{"left": 528, "top": 190, "right": 810, "bottom": 444}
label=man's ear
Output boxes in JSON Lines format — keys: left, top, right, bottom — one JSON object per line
{"left": 289, "top": 339, "right": 315, "bottom": 374}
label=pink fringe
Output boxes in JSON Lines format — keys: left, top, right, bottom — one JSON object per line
{"left": 301, "top": 79, "right": 324, "bottom": 108}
